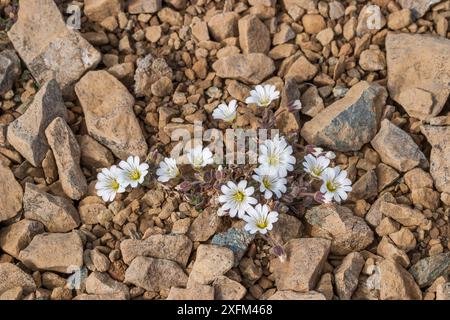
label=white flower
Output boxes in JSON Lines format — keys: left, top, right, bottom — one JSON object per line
{"left": 212, "top": 100, "right": 238, "bottom": 122}
{"left": 303, "top": 154, "right": 330, "bottom": 179}
{"left": 243, "top": 204, "right": 279, "bottom": 235}
{"left": 218, "top": 180, "right": 257, "bottom": 218}
{"left": 245, "top": 84, "right": 280, "bottom": 107}
{"left": 310, "top": 147, "right": 336, "bottom": 160}
{"left": 289, "top": 99, "right": 302, "bottom": 111}
{"left": 311, "top": 147, "right": 324, "bottom": 157}
{"left": 156, "top": 157, "right": 179, "bottom": 182}
{"left": 118, "top": 156, "right": 149, "bottom": 188}
{"left": 252, "top": 167, "right": 287, "bottom": 199}
{"left": 95, "top": 165, "right": 126, "bottom": 202}
{"left": 258, "top": 135, "right": 296, "bottom": 177}
{"left": 320, "top": 166, "right": 352, "bottom": 203}
{"left": 187, "top": 146, "right": 214, "bottom": 169}
{"left": 325, "top": 151, "right": 336, "bottom": 160}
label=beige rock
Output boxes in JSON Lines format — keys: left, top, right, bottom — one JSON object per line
{"left": 0, "top": 50, "right": 21, "bottom": 95}
{"left": 302, "top": 81, "right": 387, "bottom": 152}
{"left": 77, "top": 135, "right": 114, "bottom": 169}
{"left": 167, "top": 283, "right": 214, "bottom": 300}
{"left": 120, "top": 234, "right": 192, "bottom": 266}
{"left": 207, "top": 12, "right": 239, "bottom": 41}
{"left": 404, "top": 168, "right": 434, "bottom": 190}
{"left": 379, "top": 259, "right": 422, "bottom": 300}
{"left": 0, "top": 164, "right": 23, "bottom": 222}
{"left": 316, "top": 27, "right": 334, "bottom": 46}
{"left": 19, "top": 232, "right": 83, "bottom": 273}
{"left": 271, "top": 238, "right": 330, "bottom": 292}
{"left": 349, "top": 169, "right": 378, "bottom": 201}
{"left": 73, "top": 293, "right": 128, "bottom": 300}
{"left": 45, "top": 117, "right": 87, "bottom": 200}
{"left": 436, "top": 283, "right": 450, "bottom": 300}
{"left": 128, "top": 0, "right": 161, "bottom": 14}
{"left": 268, "top": 290, "right": 326, "bottom": 300}
{"left": 238, "top": 15, "right": 270, "bottom": 54}
{"left": 273, "top": 24, "right": 296, "bottom": 45}
{"left": 0, "top": 263, "right": 36, "bottom": 295}
{"left": 315, "top": 273, "right": 334, "bottom": 300}
{"left": 213, "top": 276, "right": 246, "bottom": 300}
{"left": 7, "top": 80, "right": 67, "bottom": 167}
{"left": 379, "top": 202, "right": 428, "bottom": 227}
{"left": 269, "top": 43, "right": 297, "bottom": 60}
{"left": 300, "top": 85, "right": 324, "bottom": 117}
{"left": 285, "top": 56, "right": 318, "bottom": 83}
{"left": 356, "top": 5, "right": 386, "bottom": 36}
{"left": 389, "top": 228, "right": 416, "bottom": 253}
{"left": 441, "top": 193, "right": 450, "bottom": 206}
{"left": 359, "top": 48, "right": 386, "bottom": 71}
{"left": 375, "top": 217, "right": 400, "bottom": 237}
{"left": 305, "top": 204, "right": 374, "bottom": 255}
{"left": 134, "top": 54, "right": 172, "bottom": 98}
{"left": 8, "top": 0, "right": 101, "bottom": 96}
{"left": 411, "top": 187, "right": 440, "bottom": 210}
{"left": 0, "top": 219, "right": 44, "bottom": 258}
{"left": 371, "top": 119, "right": 428, "bottom": 172}
{"left": 398, "top": 0, "right": 443, "bottom": 18}
{"left": 124, "top": 256, "right": 188, "bottom": 291}
{"left": 0, "top": 287, "right": 23, "bottom": 300}
{"left": 329, "top": 1, "right": 345, "bottom": 20}
{"left": 75, "top": 70, "right": 148, "bottom": 160}
{"left": 334, "top": 252, "right": 365, "bottom": 300}
{"left": 212, "top": 54, "right": 275, "bottom": 85}
{"left": 269, "top": 212, "right": 302, "bottom": 245}
{"left": 84, "top": 0, "right": 121, "bottom": 22}
{"left": 386, "top": 33, "right": 450, "bottom": 120}
{"left": 302, "top": 14, "right": 326, "bottom": 34}
{"left": 187, "top": 209, "right": 222, "bottom": 242}
{"left": 191, "top": 20, "right": 210, "bottom": 42}
{"left": 387, "top": 9, "right": 412, "bottom": 30}
{"left": 86, "top": 272, "right": 129, "bottom": 298}
{"left": 377, "top": 236, "right": 410, "bottom": 268}
{"left": 376, "top": 163, "right": 400, "bottom": 191}
{"left": 151, "top": 76, "right": 173, "bottom": 97}
{"left": 188, "top": 245, "right": 234, "bottom": 285}
{"left": 157, "top": 7, "right": 183, "bottom": 26}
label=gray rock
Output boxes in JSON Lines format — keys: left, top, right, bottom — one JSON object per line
{"left": 409, "top": 252, "right": 450, "bottom": 288}
{"left": 0, "top": 49, "right": 21, "bottom": 95}
{"left": 211, "top": 229, "right": 254, "bottom": 267}
{"left": 334, "top": 252, "right": 365, "bottom": 300}
{"left": 0, "top": 263, "right": 36, "bottom": 295}
{"left": 398, "top": 0, "right": 443, "bottom": 18}
{"left": 134, "top": 54, "right": 172, "bottom": 98}
{"left": 86, "top": 272, "right": 129, "bottom": 299}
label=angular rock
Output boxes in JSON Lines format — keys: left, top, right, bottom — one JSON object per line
{"left": 73, "top": 293, "right": 128, "bottom": 300}
{"left": 77, "top": 135, "right": 114, "bottom": 169}
{"left": 379, "top": 202, "right": 428, "bottom": 227}
{"left": 409, "top": 252, "right": 450, "bottom": 288}
{"left": 420, "top": 125, "right": 450, "bottom": 193}
{"left": 120, "top": 234, "right": 192, "bottom": 267}
{"left": 377, "top": 236, "right": 410, "bottom": 268}
{"left": 7, "top": 79, "right": 67, "bottom": 167}
{"left": 349, "top": 169, "right": 378, "bottom": 201}
{"left": 389, "top": 228, "right": 416, "bottom": 253}
{"left": 167, "top": 283, "right": 214, "bottom": 300}
{"left": 386, "top": 32, "right": 450, "bottom": 120}
{"left": 207, "top": 12, "right": 239, "bottom": 41}
{"left": 359, "top": 48, "right": 386, "bottom": 71}
{"left": 84, "top": 0, "right": 121, "bottom": 22}
{"left": 0, "top": 49, "right": 21, "bottom": 95}
{"left": 404, "top": 168, "right": 434, "bottom": 190}
{"left": 305, "top": 204, "right": 374, "bottom": 255}
{"left": 411, "top": 187, "right": 440, "bottom": 210}
{"left": 8, "top": 0, "right": 101, "bottom": 96}
{"left": 398, "top": 0, "right": 443, "bottom": 18}
{"left": 23, "top": 183, "right": 80, "bottom": 232}
{"left": 188, "top": 245, "right": 234, "bottom": 285}
{"left": 365, "top": 192, "right": 396, "bottom": 227}
{"left": 376, "top": 163, "right": 400, "bottom": 191}
{"left": 371, "top": 119, "right": 428, "bottom": 172}
{"left": 134, "top": 54, "right": 172, "bottom": 98}
{"left": 0, "top": 263, "right": 36, "bottom": 295}
{"left": 301, "top": 81, "right": 387, "bottom": 152}
{"left": 18, "top": 232, "right": 83, "bottom": 273}
{"left": 379, "top": 259, "right": 422, "bottom": 300}
{"left": 0, "top": 219, "right": 44, "bottom": 259}
{"left": 387, "top": 9, "right": 412, "bottom": 30}
{"left": 75, "top": 70, "right": 148, "bottom": 160}
{"left": 268, "top": 290, "right": 326, "bottom": 300}
{"left": 238, "top": 15, "right": 270, "bottom": 54}
{"left": 45, "top": 117, "right": 87, "bottom": 200}
{"left": 124, "top": 256, "right": 188, "bottom": 291}
{"left": 436, "top": 283, "right": 450, "bottom": 300}
{"left": 0, "top": 287, "right": 23, "bottom": 300}
{"left": 300, "top": 85, "right": 324, "bottom": 117}
{"left": 211, "top": 228, "right": 255, "bottom": 267}
{"left": 269, "top": 213, "right": 302, "bottom": 245}
{"left": 334, "top": 252, "right": 365, "bottom": 300}
{"left": 271, "top": 238, "right": 330, "bottom": 292}
{"left": 86, "top": 272, "right": 129, "bottom": 298}
{"left": 0, "top": 164, "right": 23, "bottom": 223}
{"left": 187, "top": 209, "right": 222, "bottom": 242}
{"left": 285, "top": 55, "right": 318, "bottom": 83}
{"left": 212, "top": 54, "right": 275, "bottom": 85}
{"left": 213, "top": 276, "right": 246, "bottom": 300}
{"left": 128, "top": 0, "right": 161, "bottom": 14}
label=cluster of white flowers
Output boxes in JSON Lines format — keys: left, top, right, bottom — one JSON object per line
{"left": 302, "top": 147, "right": 352, "bottom": 203}
{"left": 95, "top": 156, "right": 149, "bottom": 202}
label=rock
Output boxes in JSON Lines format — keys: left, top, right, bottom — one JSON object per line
{"left": 305, "top": 204, "right": 374, "bottom": 255}
{"left": 0, "top": 287, "right": 23, "bottom": 300}
{"left": 8, "top": 0, "right": 101, "bottom": 96}
{"left": 436, "top": 283, "right": 450, "bottom": 300}
{"left": 273, "top": 24, "right": 296, "bottom": 45}
{"left": 268, "top": 290, "right": 326, "bottom": 300}
{"left": 211, "top": 228, "right": 255, "bottom": 267}
{"left": 409, "top": 253, "right": 450, "bottom": 288}
{"left": 349, "top": 169, "right": 378, "bottom": 201}
{"left": 77, "top": 135, "right": 114, "bottom": 169}
{"left": 134, "top": 54, "right": 172, "bottom": 98}
{"left": 411, "top": 188, "right": 440, "bottom": 210}
{"left": 377, "top": 236, "right": 410, "bottom": 268}
{"left": 213, "top": 276, "right": 246, "bottom": 300}
{"left": 207, "top": 12, "right": 239, "bottom": 41}
{"left": 86, "top": 272, "right": 129, "bottom": 298}
{"left": 151, "top": 76, "right": 173, "bottom": 97}
{"left": 238, "top": 15, "right": 270, "bottom": 54}
{"left": 404, "top": 168, "right": 434, "bottom": 190}
{"left": 23, "top": 183, "right": 80, "bottom": 233}
{"left": 7, "top": 79, "right": 67, "bottom": 167}
{"left": 420, "top": 125, "right": 450, "bottom": 193}
{"left": 145, "top": 26, "right": 162, "bottom": 43}
{"left": 386, "top": 33, "right": 450, "bottom": 120}
{"left": 285, "top": 56, "right": 318, "bottom": 83}
{"left": 212, "top": 54, "right": 275, "bottom": 85}
{"left": 120, "top": 234, "right": 192, "bottom": 267}
{"left": 167, "top": 283, "right": 214, "bottom": 300}
{"left": 376, "top": 217, "right": 400, "bottom": 237}
{"left": 124, "top": 256, "right": 188, "bottom": 291}
{"left": 356, "top": 5, "right": 386, "bottom": 36}
{"left": 75, "top": 70, "right": 148, "bottom": 160}
{"left": 187, "top": 209, "right": 222, "bottom": 242}
{"left": 0, "top": 164, "right": 23, "bottom": 223}
{"left": 45, "top": 117, "right": 87, "bottom": 200}
{"left": 302, "top": 14, "right": 326, "bottom": 34}
{"left": 0, "top": 219, "right": 44, "bottom": 259}
{"left": 359, "top": 48, "right": 386, "bottom": 71}
{"left": 371, "top": 119, "right": 428, "bottom": 172}
{"left": 379, "top": 259, "right": 422, "bottom": 300}
{"left": 18, "top": 232, "right": 83, "bottom": 273}
{"left": 188, "top": 245, "right": 234, "bottom": 285}
{"left": 128, "top": 0, "right": 161, "bottom": 14}
{"left": 239, "top": 257, "right": 263, "bottom": 282}
{"left": 316, "top": 28, "right": 334, "bottom": 46}
{"left": 84, "top": 0, "right": 121, "bottom": 22}
{"left": 269, "top": 213, "right": 302, "bottom": 245}
{"left": 389, "top": 228, "right": 416, "bottom": 253}
{"left": 398, "top": 0, "right": 443, "bottom": 19}
{"left": 387, "top": 9, "right": 412, "bottom": 30}
{"left": 271, "top": 238, "right": 330, "bottom": 292}
{"left": 365, "top": 192, "right": 396, "bottom": 227}
{"left": 73, "top": 293, "right": 128, "bottom": 300}
{"left": 157, "top": 7, "right": 183, "bottom": 26}
{"left": 315, "top": 273, "right": 334, "bottom": 300}
{"left": 329, "top": 1, "right": 345, "bottom": 20}
{"left": 90, "top": 249, "right": 110, "bottom": 272}
{"left": 191, "top": 20, "right": 209, "bottom": 42}
{"left": 300, "top": 85, "right": 324, "bottom": 117}
{"left": 301, "top": 81, "right": 387, "bottom": 152}
{"left": 0, "top": 49, "right": 21, "bottom": 95}
{"left": 379, "top": 202, "right": 428, "bottom": 227}
{"left": 376, "top": 163, "right": 399, "bottom": 191}
{"left": 334, "top": 252, "right": 365, "bottom": 300}
{"left": 0, "top": 263, "right": 36, "bottom": 295}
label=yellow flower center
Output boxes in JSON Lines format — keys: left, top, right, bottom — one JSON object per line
{"left": 262, "top": 178, "right": 271, "bottom": 189}
{"left": 256, "top": 218, "right": 268, "bottom": 229}
{"left": 268, "top": 154, "right": 279, "bottom": 166}
{"left": 326, "top": 180, "right": 337, "bottom": 192}
{"left": 111, "top": 180, "right": 120, "bottom": 191}
{"left": 233, "top": 191, "right": 245, "bottom": 202}
{"left": 129, "top": 170, "right": 141, "bottom": 181}
{"left": 312, "top": 167, "right": 324, "bottom": 176}
{"left": 260, "top": 98, "right": 270, "bottom": 106}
